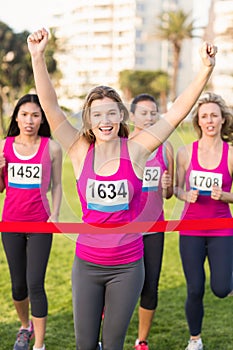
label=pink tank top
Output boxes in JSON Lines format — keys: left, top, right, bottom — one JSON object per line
{"left": 76, "top": 137, "right": 144, "bottom": 265}
{"left": 180, "top": 140, "right": 233, "bottom": 236}
{"left": 2, "top": 136, "right": 51, "bottom": 222}
{"left": 137, "top": 144, "right": 168, "bottom": 232}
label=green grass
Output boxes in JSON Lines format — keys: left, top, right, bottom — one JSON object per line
{"left": 0, "top": 125, "right": 232, "bottom": 349}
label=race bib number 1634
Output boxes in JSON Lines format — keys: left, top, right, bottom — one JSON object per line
{"left": 86, "top": 178, "right": 129, "bottom": 212}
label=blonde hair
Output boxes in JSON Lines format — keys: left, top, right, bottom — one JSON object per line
{"left": 81, "top": 85, "right": 129, "bottom": 143}
{"left": 191, "top": 92, "right": 233, "bottom": 144}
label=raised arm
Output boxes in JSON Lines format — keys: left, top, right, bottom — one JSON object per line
{"left": 129, "top": 42, "right": 217, "bottom": 161}
{"left": 27, "top": 28, "right": 79, "bottom": 151}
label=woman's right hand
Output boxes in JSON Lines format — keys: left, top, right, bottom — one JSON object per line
{"left": 186, "top": 189, "right": 199, "bottom": 203}
{"left": 27, "top": 28, "right": 49, "bottom": 56}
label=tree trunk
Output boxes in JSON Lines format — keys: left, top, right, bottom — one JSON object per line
{"left": 170, "top": 44, "right": 181, "bottom": 102}
{"left": 0, "top": 96, "right": 6, "bottom": 137}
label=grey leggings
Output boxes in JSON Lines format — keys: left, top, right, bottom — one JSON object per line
{"left": 72, "top": 256, "right": 144, "bottom": 350}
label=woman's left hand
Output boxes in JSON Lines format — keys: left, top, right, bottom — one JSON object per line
{"left": 211, "top": 185, "right": 222, "bottom": 200}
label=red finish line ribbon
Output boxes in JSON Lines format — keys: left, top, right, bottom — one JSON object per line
{"left": 0, "top": 218, "right": 233, "bottom": 235}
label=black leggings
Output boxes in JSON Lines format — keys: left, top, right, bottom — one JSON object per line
{"left": 179, "top": 235, "right": 233, "bottom": 336}
{"left": 1, "top": 232, "right": 52, "bottom": 318}
{"left": 140, "top": 232, "right": 164, "bottom": 310}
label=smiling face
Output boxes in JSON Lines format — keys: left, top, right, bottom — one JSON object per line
{"left": 90, "top": 97, "right": 123, "bottom": 142}
{"left": 198, "top": 102, "right": 224, "bottom": 137}
{"left": 131, "top": 99, "right": 159, "bottom": 132}
{"left": 16, "top": 102, "right": 43, "bottom": 136}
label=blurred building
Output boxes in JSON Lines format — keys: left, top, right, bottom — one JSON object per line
{"left": 51, "top": 0, "right": 197, "bottom": 109}
{"left": 211, "top": 0, "right": 233, "bottom": 105}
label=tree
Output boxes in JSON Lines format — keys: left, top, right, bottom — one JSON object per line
{"left": 0, "top": 23, "right": 33, "bottom": 134}
{"left": 0, "top": 22, "right": 58, "bottom": 136}
{"left": 155, "top": 10, "right": 197, "bottom": 102}
{"left": 119, "top": 69, "right": 169, "bottom": 112}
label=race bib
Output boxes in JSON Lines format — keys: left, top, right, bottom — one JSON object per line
{"left": 189, "top": 170, "right": 222, "bottom": 195}
{"left": 8, "top": 163, "right": 42, "bottom": 189}
{"left": 142, "top": 166, "right": 161, "bottom": 192}
{"left": 86, "top": 178, "right": 129, "bottom": 212}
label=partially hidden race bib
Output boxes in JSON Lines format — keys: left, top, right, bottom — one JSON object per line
{"left": 142, "top": 166, "right": 161, "bottom": 192}
{"left": 189, "top": 170, "right": 222, "bottom": 195}
{"left": 8, "top": 163, "right": 42, "bottom": 189}
{"left": 86, "top": 178, "right": 129, "bottom": 212}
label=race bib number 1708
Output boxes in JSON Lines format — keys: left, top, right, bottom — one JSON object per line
{"left": 189, "top": 170, "right": 222, "bottom": 195}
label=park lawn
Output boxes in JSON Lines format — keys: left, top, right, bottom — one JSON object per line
{"left": 0, "top": 125, "right": 232, "bottom": 349}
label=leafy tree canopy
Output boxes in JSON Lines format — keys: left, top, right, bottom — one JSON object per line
{"left": 119, "top": 69, "right": 169, "bottom": 111}
{"left": 0, "top": 21, "right": 58, "bottom": 135}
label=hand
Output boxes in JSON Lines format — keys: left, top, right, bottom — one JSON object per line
{"left": 199, "top": 42, "right": 217, "bottom": 68}
{"left": 47, "top": 214, "right": 59, "bottom": 222}
{"left": 211, "top": 185, "right": 222, "bottom": 201}
{"left": 27, "top": 28, "right": 49, "bottom": 56}
{"left": 161, "top": 170, "right": 172, "bottom": 189}
{"left": 186, "top": 189, "right": 199, "bottom": 203}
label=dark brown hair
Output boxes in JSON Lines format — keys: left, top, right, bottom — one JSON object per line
{"left": 7, "top": 94, "right": 51, "bottom": 137}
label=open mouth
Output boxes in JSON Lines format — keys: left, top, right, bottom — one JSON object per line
{"left": 25, "top": 127, "right": 33, "bottom": 131}
{"left": 99, "top": 126, "right": 113, "bottom": 132}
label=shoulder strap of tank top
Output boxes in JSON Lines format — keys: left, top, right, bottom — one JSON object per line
{"left": 220, "top": 141, "right": 229, "bottom": 166}
{"left": 80, "top": 142, "right": 94, "bottom": 176}
{"left": 3, "top": 136, "right": 14, "bottom": 153}
{"left": 120, "top": 137, "right": 129, "bottom": 159}
{"left": 36, "top": 136, "right": 50, "bottom": 158}
{"left": 222, "top": 141, "right": 228, "bottom": 156}
{"left": 161, "top": 143, "right": 168, "bottom": 168}
{"left": 192, "top": 140, "right": 199, "bottom": 164}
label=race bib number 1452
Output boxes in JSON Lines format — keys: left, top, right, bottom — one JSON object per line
{"left": 8, "top": 163, "right": 42, "bottom": 189}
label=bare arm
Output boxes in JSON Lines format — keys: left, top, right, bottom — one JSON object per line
{"left": 27, "top": 28, "right": 79, "bottom": 151}
{"left": 174, "top": 145, "right": 199, "bottom": 203}
{"left": 48, "top": 140, "right": 63, "bottom": 222}
{"left": 211, "top": 145, "right": 233, "bottom": 203}
{"left": 129, "top": 42, "right": 217, "bottom": 171}
{"left": 161, "top": 141, "right": 174, "bottom": 199}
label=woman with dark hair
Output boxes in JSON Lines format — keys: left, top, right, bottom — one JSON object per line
{"left": 175, "top": 92, "right": 233, "bottom": 350}
{"left": 0, "top": 94, "right": 62, "bottom": 350}
{"left": 130, "top": 93, "right": 174, "bottom": 350}
{"left": 27, "top": 27, "right": 217, "bottom": 350}
{"left": 6, "top": 94, "right": 51, "bottom": 137}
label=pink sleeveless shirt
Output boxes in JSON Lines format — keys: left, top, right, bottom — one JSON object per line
{"left": 137, "top": 144, "right": 168, "bottom": 233}
{"left": 2, "top": 136, "right": 51, "bottom": 222}
{"left": 76, "top": 137, "right": 144, "bottom": 265}
{"left": 180, "top": 140, "right": 233, "bottom": 236}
